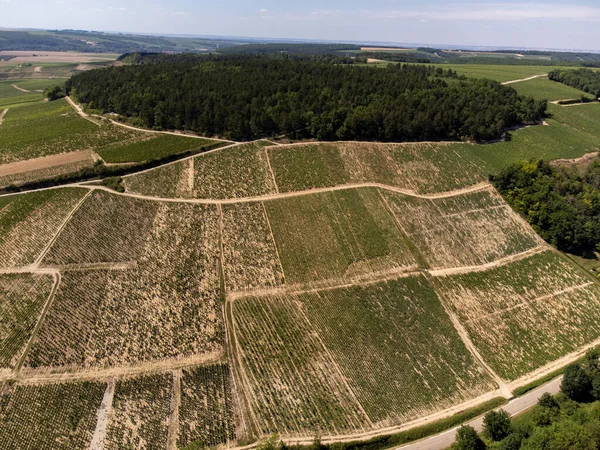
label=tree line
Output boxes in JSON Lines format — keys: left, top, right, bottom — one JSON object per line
{"left": 67, "top": 53, "right": 546, "bottom": 142}
{"left": 548, "top": 69, "right": 600, "bottom": 99}
{"left": 492, "top": 159, "right": 600, "bottom": 256}
{"left": 452, "top": 349, "right": 600, "bottom": 449}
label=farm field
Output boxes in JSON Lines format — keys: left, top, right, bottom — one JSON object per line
{"left": 0, "top": 187, "right": 87, "bottom": 268}
{"left": 434, "top": 250, "right": 600, "bottom": 381}
{"left": 28, "top": 197, "right": 223, "bottom": 369}
{"left": 178, "top": 364, "right": 237, "bottom": 449}
{"left": 264, "top": 188, "right": 417, "bottom": 284}
{"left": 546, "top": 102, "right": 600, "bottom": 140}
{"left": 511, "top": 77, "right": 593, "bottom": 101}
{"left": 381, "top": 186, "right": 542, "bottom": 269}
{"left": 268, "top": 141, "right": 488, "bottom": 195}
{"left": 0, "top": 79, "right": 52, "bottom": 108}
{"left": 105, "top": 373, "right": 172, "bottom": 450}
{"left": 125, "top": 141, "right": 277, "bottom": 199}
{"left": 0, "top": 380, "right": 106, "bottom": 450}
{"left": 425, "top": 64, "right": 554, "bottom": 82}
{"left": 97, "top": 133, "right": 225, "bottom": 164}
{"left": 233, "top": 276, "right": 494, "bottom": 434}
{"left": 0, "top": 274, "right": 54, "bottom": 369}
{"left": 221, "top": 202, "right": 285, "bottom": 292}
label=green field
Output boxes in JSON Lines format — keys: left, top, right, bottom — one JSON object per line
{"left": 264, "top": 188, "right": 417, "bottom": 284}
{"left": 511, "top": 77, "right": 593, "bottom": 101}
{"left": 546, "top": 103, "right": 600, "bottom": 140}
{"left": 0, "top": 79, "right": 55, "bottom": 108}
{"left": 0, "top": 380, "right": 106, "bottom": 450}
{"left": 97, "top": 134, "right": 225, "bottom": 163}
{"left": 427, "top": 64, "right": 553, "bottom": 83}
{"left": 434, "top": 251, "right": 600, "bottom": 380}
{"left": 233, "top": 276, "right": 494, "bottom": 433}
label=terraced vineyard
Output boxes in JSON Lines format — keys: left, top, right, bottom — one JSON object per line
{"left": 511, "top": 77, "right": 593, "bottom": 101}
{"left": 434, "top": 251, "right": 600, "bottom": 381}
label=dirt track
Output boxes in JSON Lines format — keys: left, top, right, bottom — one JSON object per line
{"left": 0, "top": 108, "right": 7, "bottom": 126}
{"left": 11, "top": 84, "right": 30, "bottom": 92}
{"left": 501, "top": 74, "right": 547, "bottom": 85}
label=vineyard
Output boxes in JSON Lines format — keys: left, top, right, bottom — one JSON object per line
{"left": 267, "top": 142, "right": 488, "bottom": 194}
{"left": 381, "top": 187, "right": 542, "bottom": 269}
{"left": 0, "top": 274, "right": 53, "bottom": 368}
{"left": 177, "top": 364, "right": 237, "bottom": 448}
{"left": 0, "top": 187, "right": 87, "bottom": 267}
{"left": 434, "top": 250, "right": 600, "bottom": 380}
{"left": 511, "top": 77, "right": 593, "bottom": 101}
{"left": 298, "top": 277, "right": 495, "bottom": 425}
{"left": 0, "top": 380, "right": 106, "bottom": 450}
{"left": 0, "top": 99, "right": 142, "bottom": 165}
{"left": 28, "top": 201, "right": 223, "bottom": 369}
{"left": 125, "top": 141, "right": 277, "bottom": 199}
{"left": 97, "top": 134, "right": 225, "bottom": 164}
{"left": 221, "top": 202, "right": 285, "bottom": 292}
{"left": 0, "top": 79, "right": 49, "bottom": 108}
{"left": 263, "top": 188, "right": 417, "bottom": 284}
{"left": 105, "top": 373, "right": 172, "bottom": 450}
{"left": 546, "top": 102, "right": 600, "bottom": 140}
{"left": 232, "top": 295, "right": 371, "bottom": 436}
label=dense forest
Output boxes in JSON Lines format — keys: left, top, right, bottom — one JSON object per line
{"left": 452, "top": 349, "right": 600, "bottom": 450}
{"left": 548, "top": 69, "right": 600, "bottom": 98}
{"left": 67, "top": 54, "right": 546, "bottom": 142}
{"left": 492, "top": 159, "right": 600, "bottom": 255}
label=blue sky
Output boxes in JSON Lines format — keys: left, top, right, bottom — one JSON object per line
{"left": 2, "top": 0, "right": 600, "bottom": 50}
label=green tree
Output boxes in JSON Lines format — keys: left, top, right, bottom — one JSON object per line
{"left": 452, "top": 425, "right": 486, "bottom": 450}
{"left": 522, "top": 419, "right": 596, "bottom": 450}
{"left": 43, "top": 85, "right": 65, "bottom": 101}
{"left": 561, "top": 364, "right": 592, "bottom": 402}
{"left": 483, "top": 410, "right": 512, "bottom": 441}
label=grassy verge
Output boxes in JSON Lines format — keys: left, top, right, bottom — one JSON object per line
{"left": 289, "top": 397, "right": 507, "bottom": 450}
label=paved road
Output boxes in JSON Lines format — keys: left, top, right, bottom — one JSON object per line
{"left": 396, "top": 377, "right": 563, "bottom": 450}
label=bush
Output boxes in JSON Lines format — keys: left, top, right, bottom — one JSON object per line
{"left": 43, "top": 85, "right": 65, "bottom": 101}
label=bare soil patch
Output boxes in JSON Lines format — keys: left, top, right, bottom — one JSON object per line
{"left": 0, "top": 150, "right": 98, "bottom": 178}
{"left": 11, "top": 83, "right": 30, "bottom": 92}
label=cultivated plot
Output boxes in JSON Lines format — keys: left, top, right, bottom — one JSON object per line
{"left": 0, "top": 187, "right": 87, "bottom": 268}
{"left": 547, "top": 102, "right": 600, "bottom": 140}
{"left": 382, "top": 187, "right": 541, "bottom": 269}
{"left": 434, "top": 250, "right": 600, "bottom": 380}
{"left": 125, "top": 141, "right": 277, "bottom": 199}
{"left": 264, "top": 188, "right": 417, "bottom": 285}
{"left": 233, "top": 276, "right": 494, "bottom": 434}
{"left": 28, "top": 201, "right": 223, "bottom": 369}
{"left": 0, "top": 274, "right": 53, "bottom": 369}
{"left": 105, "top": 373, "right": 172, "bottom": 450}
{"left": 268, "top": 142, "right": 488, "bottom": 194}
{"left": 178, "top": 364, "right": 237, "bottom": 449}
{"left": 0, "top": 380, "right": 105, "bottom": 450}
{"left": 233, "top": 295, "right": 371, "bottom": 436}
{"left": 222, "top": 202, "right": 285, "bottom": 292}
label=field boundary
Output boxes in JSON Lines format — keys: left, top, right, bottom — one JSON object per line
{"left": 89, "top": 379, "right": 115, "bottom": 450}
{"left": 167, "top": 370, "right": 181, "bottom": 450}
{"left": 0, "top": 108, "right": 7, "bottom": 126}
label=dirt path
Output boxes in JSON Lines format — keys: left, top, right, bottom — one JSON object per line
{"left": 0, "top": 108, "right": 7, "bottom": 126}
{"left": 96, "top": 180, "right": 493, "bottom": 206}
{"left": 65, "top": 96, "right": 102, "bottom": 127}
{"left": 89, "top": 379, "right": 115, "bottom": 450}
{"left": 166, "top": 370, "right": 181, "bottom": 450}
{"left": 33, "top": 190, "right": 92, "bottom": 266}
{"left": 11, "top": 83, "right": 30, "bottom": 92}
{"left": 501, "top": 74, "right": 547, "bottom": 85}
{"left": 8, "top": 350, "right": 225, "bottom": 385}
{"left": 264, "top": 147, "right": 279, "bottom": 193}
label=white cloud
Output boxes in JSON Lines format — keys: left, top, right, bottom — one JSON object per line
{"left": 173, "top": 11, "right": 187, "bottom": 16}
{"left": 107, "top": 6, "right": 127, "bottom": 12}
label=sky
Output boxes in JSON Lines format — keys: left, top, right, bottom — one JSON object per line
{"left": 2, "top": 0, "right": 600, "bottom": 51}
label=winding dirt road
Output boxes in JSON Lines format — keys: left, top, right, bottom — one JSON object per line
{"left": 501, "top": 74, "right": 547, "bottom": 85}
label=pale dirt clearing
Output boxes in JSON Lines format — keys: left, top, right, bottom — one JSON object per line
{"left": 11, "top": 83, "right": 30, "bottom": 92}
{"left": 501, "top": 74, "right": 547, "bottom": 85}
{"left": 0, "top": 150, "right": 98, "bottom": 178}
{"left": 551, "top": 151, "right": 599, "bottom": 167}
{"left": 0, "top": 108, "right": 7, "bottom": 125}
{"left": 89, "top": 379, "right": 115, "bottom": 450}
{"left": 34, "top": 66, "right": 42, "bottom": 73}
